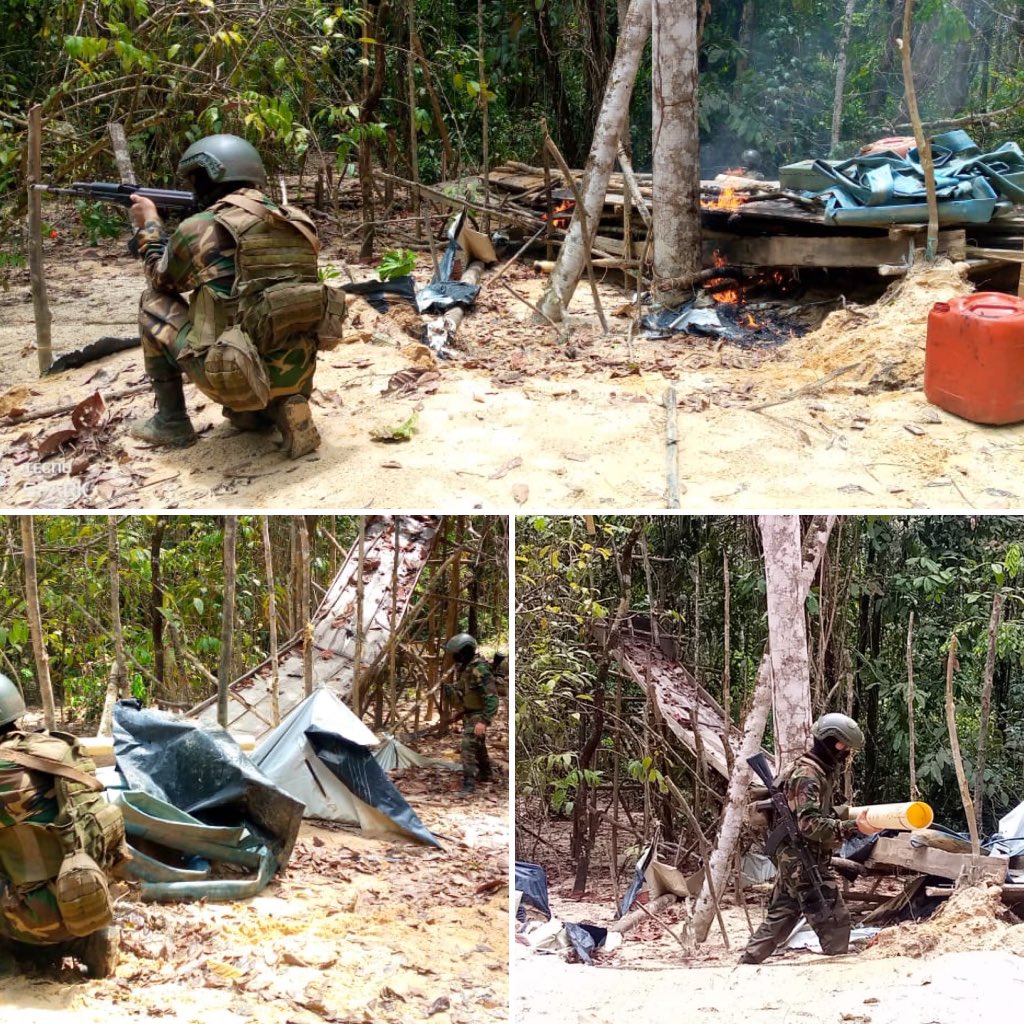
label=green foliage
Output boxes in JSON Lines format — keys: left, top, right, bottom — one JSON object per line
{"left": 73, "top": 199, "right": 123, "bottom": 246}
{"left": 377, "top": 248, "right": 416, "bottom": 281}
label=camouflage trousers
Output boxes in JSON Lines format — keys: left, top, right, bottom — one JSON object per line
{"left": 741, "top": 846, "right": 851, "bottom": 963}
{"left": 0, "top": 880, "right": 75, "bottom": 946}
{"left": 139, "top": 287, "right": 318, "bottom": 406}
{"left": 461, "top": 714, "right": 491, "bottom": 784}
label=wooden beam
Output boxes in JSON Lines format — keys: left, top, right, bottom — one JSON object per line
{"left": 866, "top": 834, "right": 1008, "bottom": 882}
{"left": 27, "top": 104, "right": 52, "bottom": 375}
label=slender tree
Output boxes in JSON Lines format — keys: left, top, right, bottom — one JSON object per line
{"left": 20, "top": 516, "right": 55, "bottom": 729}
{"left": 217, "top": 516, "right": 238, "bottom": 728}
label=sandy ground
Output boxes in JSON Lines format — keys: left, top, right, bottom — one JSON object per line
{"left": 0, "top": 732, "right": 510, "bottom": 1024}
{"left": 1, "top": 238, "right": 1022, "bottom": 510}
{"left": 514, "top": 878, "right": 1024, "bottom": 1024}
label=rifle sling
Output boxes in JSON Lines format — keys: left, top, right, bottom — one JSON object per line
{"left": 1, "top": 746, "right": 104, "bottom": 792}
{"left": 765, "top": 821, "right": 788, "bottom": 860}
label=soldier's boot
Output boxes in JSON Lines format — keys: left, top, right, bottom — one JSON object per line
{"left": 222, "top": 407, "right": 275, "bottom": 432}
{"left": 269, "top": 395, "right": 321, "bottom": 459}
{"left": 460, "top": 775, "right": 476, "bottom": 795}
{"left": 737, "top": 951, "right": 763, "bottom": 965}
{"left": 73, "top": 925, "right": 120, "bottom": 979}
{"left": 130, "top": 372, "right": 197, "bottom": 448}
{"left": 477, "top": 746, "right": 493, "bottom": 783}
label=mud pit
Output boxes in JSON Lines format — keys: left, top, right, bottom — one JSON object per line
{"left": 515, "top": 879, "right": 1024, "bottom": 1024}
{"left": 0, "top": 760, "right": 509, "bottom": 1024}
{"left": 2, "top": 238, "right": 1022, "bottom": 509}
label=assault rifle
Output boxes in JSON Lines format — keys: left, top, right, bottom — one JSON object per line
{"left": 747, "top": 751, "right": 828, "bottom": 918}
{"left": 32, "top": 182, "right": 197, "bottom": 254}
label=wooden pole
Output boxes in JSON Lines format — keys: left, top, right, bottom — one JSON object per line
{"left": 353, "top": 516, "right": 366, "bottom": 713}
{"left": 389, "top": 517, "right": 400, "bottom": 726}
{"left": 664, "top": 386, "right": 680, "bottom": 508}
{"left": 478, "top": 0, "right": 490, "bottom": 235}
{"left": 21, "top": 516, "right": 55, "bottom": 729}
{"left": 27, "top": 104, "right": 52, "bottom": 375}
{"left": 897, "top": 1, "right": 939, "bottom": 260}
{"left": 218, "top": 517, "right": 238, "bottom": 728}
{"left": 98, "top": 517, "right": 126, "bottom": 736}
{"left": 906, "top": 610, "right": 918, "bottom": 801}
{"left": 107, "top": 122, "right": 137, "bottom": 186}
{"left": 944, "top": 633, "right": 982, "bottom": 862}
{"left": 407, "top": 0, "right": 421, "bottom": 229}
{"left": 722, "top": 550, "right": 731, "bottom": 741}
{"left": 260, "top": 516, "right": 281, "bottom": 726}
{"left": 974, "top": 592, "right": 1003, "bottom": 832}
{"left": 297, "top": 516, "right": 313, "bottom": 697}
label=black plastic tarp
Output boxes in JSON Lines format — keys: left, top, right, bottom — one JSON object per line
{"left": 304, "top": 726, "right": 440, "bottom": 847}
{"left": 112, "top": 702, "right": 304, "bottom": 868}
{"left": 514, "top": 860, "right": 551, "bottom": 921}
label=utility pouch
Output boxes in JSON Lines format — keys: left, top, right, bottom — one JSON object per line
{"left": 53, "top": 850, "right": 113, "bottom": 937}
{"left": 317, "top": 283, "right": 347, "bottom": 351}
{"left": 203, "top": 326, "right": 271, "bottom": 411}
{"left": 241, "top": 281, "right": 326, "bottom": 353}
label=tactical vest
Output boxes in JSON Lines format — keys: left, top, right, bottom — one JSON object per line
{"left": 187, "top": 190, "right": 321, "bottom": 352}
{"left": 461, "top": 660, "right": 487, "bottom": 712}
{"left": 0, "top": 731, "right": 127, "bottom": 939}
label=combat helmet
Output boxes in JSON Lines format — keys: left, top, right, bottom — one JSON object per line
{"left": 811, "top": 712, "right": 865, "bottom": 750}
{"left": 445, "top": 633, "right": 478, "bottom": 656}
{"left": 178, "top": 134, "right": 267, "bottom": 187}
{"left": 0, "top": 673, "right": 25, "bottom": 728}
{"left": 741, "top": 148, "right": 763, "bottom": 170}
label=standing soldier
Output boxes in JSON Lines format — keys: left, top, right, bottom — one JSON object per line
{"left": 128, "top": 133, "right": 335, "bottom": 459}
{"left": 0, "top": 674, "right": 124, "bottom": 977}
{"left": 444, "top": 634, "right": 499, "bottom": 794}
{"left": 740, "top": 713, "right": 881, "bottom": 964}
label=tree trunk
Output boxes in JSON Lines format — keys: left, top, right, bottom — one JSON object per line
{"left": 906, "top": 610, "right": 918, "bottom": 800}
{"left": 760, "top": 515, "right": 812, "bottom": 768}
{"left": 20, "top": 516, "right": 55, "bottom": 729}
{"left": 973, "top": 592, "right": 1003, "bottom": 832}
{"left": 538, "top": 0, "right": 652, "bottom": 322}
{"left": 260, "top": 516, "right": 281, "bottom": 726}
{"left": 388, "top": 518, "right": 400, "bottom": 725}
{"left": 150, "top": 518, "right": 167, "bottom": 693}
{"left": 652, "top": 0, "right": 701, "bottom": 306}
{"left": 353, "top": 516, "right": 366, "bottom": 713}
{"left": 99, "top": 517, "right": 127, "bottom": 736}
{"left": 218, "top": 517, "right": 238, "bottom": 728}
{"left": 944, "top": 633, "right": 981, "bottom": 860}
{"left": 830, "top": 0, "right": 858, "bottom": 156}
{"left": 691, "top": 515, "right": 835, "bottom": 944}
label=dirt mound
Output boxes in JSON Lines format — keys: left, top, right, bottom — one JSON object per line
{"left": 864, "top": 880, "right": 1024, "bottom": 959}
{"left": 784, "top": 258, "right": 974, "bottom": 385}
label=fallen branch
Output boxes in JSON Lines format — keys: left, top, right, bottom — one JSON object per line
{"left": 4, "top": 384, "right": 150, "bottom": 426}
{"left": 748, "top": 362, "right": 863, "bottom": 412}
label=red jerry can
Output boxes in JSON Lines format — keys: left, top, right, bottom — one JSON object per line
{"left": 925, "top": 292, "right": 1024, "bottom": 425}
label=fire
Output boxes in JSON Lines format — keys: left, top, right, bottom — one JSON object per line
{"left": 744, "top": 313, "right": 759, "bottom": 328}
{"left": 703, "top": 187, "right": 746, "bottom": 212}
{"left": 544, "top": 198, "right": 574, "bottom": 228}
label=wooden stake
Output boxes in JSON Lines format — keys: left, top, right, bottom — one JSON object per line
{"left": 218, "top": 516, "right": 238, "bottom": 728}
{"left": 353, "top": 516, "right": 366, "bottom": 713}
{"left": 478, "top": 0, "right": 490, "bottom": 235}
{"left": 407, "top": 0, "right": 421, "bottom": 229}
{"left": 389, "top": 517, "right": 400, "bottom": 726}
{"left": 107, "top": 122, "right": 137, "bottom": 186}
{"left": 664, "top": 386, "right": 681, "bottom": 508}
{"left": 260, "top": 516, "right": 281, "bottom": 726}
{"left": 27, "top": 104, "right": 52, "bottom": 375}
{"left": 297, "top": 515, "right": 313, "bottom": 697}
{"left": 98, "top": 517, "right": 126, "bottom": 737}
{"left": 944, "top": 633, "right": 982, "bottom": 863}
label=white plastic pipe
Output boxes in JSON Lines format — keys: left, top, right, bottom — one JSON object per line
{"left": 849, "top": 801, "right": 934, "bottom": 831}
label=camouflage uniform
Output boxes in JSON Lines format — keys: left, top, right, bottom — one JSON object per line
{"left": 136, "top": 187, "right": 318, "bottom": 405}
{"left": 0, "top": 734, "right": 73, "bottom": 946}
{"left": 742, "top": 751, "right": 859, "bottom": 963}
{"left": 449, "top": 658, "right": 500, "bottom": 784}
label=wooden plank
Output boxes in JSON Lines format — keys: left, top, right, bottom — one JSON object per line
{"left": 701, "top": 229, "right": 965, "bottom": 269}
{"left": 866, "top": 834, "right": 1008, "bottom": 882}
{"left": 27, "top": 103, "right": 52, "bottom": 375}
{"left": 965, "top": 245, "right": 1024, "bottom": 264}
{"left": 927, "top": 883, "right": 1024, "bottom": 904}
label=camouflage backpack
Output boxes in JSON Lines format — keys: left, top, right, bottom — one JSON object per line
{"left": 0, "top": 731, "right": 127, "bottom": 937}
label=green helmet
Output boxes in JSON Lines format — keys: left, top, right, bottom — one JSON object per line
{"left": 0, "top": 673, "right": 25, "bottom": 728}
{"left": 178, "top": 134, "right": 267, "bottom": 187}
{"left": 445, "top": 633, "right": 477, "bottom": 656}
{"left": 812, "top": 712, "right": 865, "bottom": 751}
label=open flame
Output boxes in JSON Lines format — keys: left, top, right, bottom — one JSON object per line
{"left": 544, "top": 198, "right": 575, "bottom": 228}
{"left": 703, "top": 187, "right": 746, "bottom": 212}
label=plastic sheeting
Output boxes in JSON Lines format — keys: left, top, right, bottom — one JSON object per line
{"left": 617, "top": 843, "right": 655, "bottom": 919}
{"left": 798, "top": 131, "right": 1024, "bottom": 227}
{"left": 304, "top": 726, "right": 439, "bottom": 847}
{"left": 514, "top": 861, "right": 552, "bottom": 921}
{"left": 415, "top": 213, "right": 482, "bottom": 314}
{"left": 112, "top": 701, "right": 304, "bottom": 869}
{"left": 373, "top": 735, "right": 460, "bottom": 772}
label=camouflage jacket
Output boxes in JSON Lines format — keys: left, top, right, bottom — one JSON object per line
{"left": 779, "top": 751, "right": 858, "bottom": 855}
{"left": 449, "top": 658, "right": 499, "bottom": 723}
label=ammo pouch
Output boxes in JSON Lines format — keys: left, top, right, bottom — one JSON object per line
{"left": 318, "top": 283, "right": 347, "bottom": 351}
{"left": 240, "top": 281, "right": 326, "bottom": 353}
{"left": 53, "top": 850, "right": 113, "bottom": 937}
{"left": 204, "top": 326, "right": 271, "bottom": 411}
